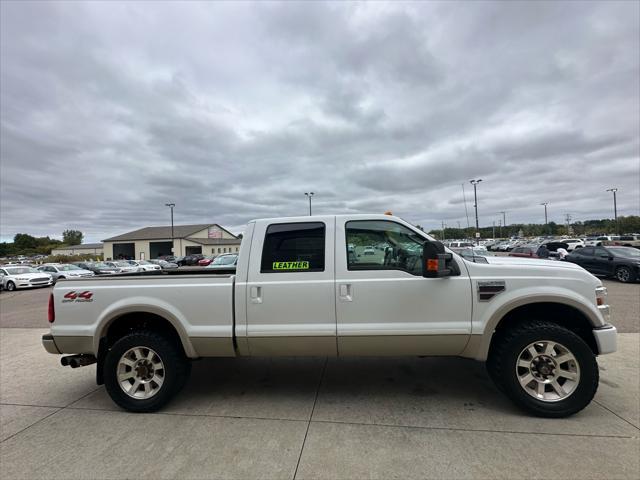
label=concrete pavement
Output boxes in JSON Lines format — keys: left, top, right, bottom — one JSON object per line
{"left": 0, "top": 328, "right": 638, "bottom": 479}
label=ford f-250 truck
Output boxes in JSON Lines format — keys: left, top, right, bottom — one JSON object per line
{"left": 42, "top": 214, "right": 617, "bottom": 417}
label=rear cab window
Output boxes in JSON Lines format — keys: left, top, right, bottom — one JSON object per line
{"left": 260, "top": 222, "right": 325, "bottom": 273}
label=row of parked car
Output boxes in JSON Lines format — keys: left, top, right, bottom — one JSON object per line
{"left": 485, "top": 234, "right": 640, "bottom": 252}
{"left": 450, "top": 242, "right": 639, "bottom": 283}
{"left": 0, "top": 254, "right": 240, "bottom": 291}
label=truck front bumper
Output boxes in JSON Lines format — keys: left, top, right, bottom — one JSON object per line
{"left": 42, "top": 334, "right": 61, "bottom": 354}
{"left": 593, "top": 324, "right": 617, "bottom": 355}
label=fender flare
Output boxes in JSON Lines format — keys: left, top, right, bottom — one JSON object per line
{"left": 469, "top": 294, "right": 602, "bottom": 361}
{"left": 94, "top": 303, "right": 197, "bottom": 358}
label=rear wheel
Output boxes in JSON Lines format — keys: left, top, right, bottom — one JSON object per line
{"left": 487, "top": 321, "right": 598, "bottom": 417}
{"left": 104, "top": 331, "right": 191, "bottom": 412}
{"left": 615, "top": 266, "right": 634, "bottom": 283}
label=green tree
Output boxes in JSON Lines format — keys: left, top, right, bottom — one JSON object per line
{"left": 13, "top": 233, "right": 38, "bottom": 250}
{"left": 62, "top": 229, "right": 83, "bottom": 245}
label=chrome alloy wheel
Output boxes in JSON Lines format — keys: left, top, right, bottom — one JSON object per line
{"left": 117, "top": 347, "right": 165, "bottom": 399}
{"left": 516, "top": 340, "right": 580, "bottom": 402}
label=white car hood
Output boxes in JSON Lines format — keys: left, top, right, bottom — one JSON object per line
{"left": 483, "top": 256, "right": 584, "bottom": 271}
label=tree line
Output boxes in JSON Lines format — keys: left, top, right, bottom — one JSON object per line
{"left": 427, "top": 215, "right": 640, "bottom": 240}
{"left": 0, "top": 230, "right": 84, "bottom": 257}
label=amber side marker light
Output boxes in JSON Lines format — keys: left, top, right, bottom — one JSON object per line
{"left": 427, "top": 259, "right": 439, "bottom": 271}
{"left": 384, "top": 211, "right": 393, "bottom": 216}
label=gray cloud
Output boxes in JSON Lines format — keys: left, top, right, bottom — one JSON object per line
{"left": 1, "top": 0, "right": 638, "bottom": 242}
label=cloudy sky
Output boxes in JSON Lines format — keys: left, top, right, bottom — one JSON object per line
{"left": 1, "top": 1, "right": 638, "bottom": 241}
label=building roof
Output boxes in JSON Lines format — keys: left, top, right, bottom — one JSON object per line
{"left": 53, "top": 243, "right": 103, "bottom": 250}
{"left": 103, "top": 224, "right": 236, "bottom": 242}
{"left": 188, "top": 238, "right": 242, "bottom": 246}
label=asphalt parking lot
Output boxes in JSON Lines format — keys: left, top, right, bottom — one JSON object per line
{"left": 1, "top": 281, "right": 639, "bottom": 479}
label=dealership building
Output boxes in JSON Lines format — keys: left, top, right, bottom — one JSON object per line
{"left": 102, "top": 224, "right": 241, "bottom": 260}
{"left": 50, "top": 243, "right": 104, "bottom": 256}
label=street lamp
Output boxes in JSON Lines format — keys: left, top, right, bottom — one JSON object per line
{"left": 165, "top": 203, "right": 175, "bottom": 254}
{"left": 540, "top": 202, "right": 548, "bottom": 232}
{"left": 606, "top": 188, "right": 618, "bottom": 235}
{"left": 469, "top": 179, "right": 482, "bottom": 244}
{"left": 304, "top": 192, "right": 315, "bottom": 216}
{"left": 499, "top": 211, "right": 506, "bottom": 236}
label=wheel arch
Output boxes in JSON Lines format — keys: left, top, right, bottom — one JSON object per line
{"left": 96, "top": 307, "right": 196, "bottom": 358}
{"left": 471, "top": 298, "right": 602, "bottom": 361}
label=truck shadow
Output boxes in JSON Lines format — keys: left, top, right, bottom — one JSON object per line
{"left": 169, "top": 355, "right": 516, "bottom": 418}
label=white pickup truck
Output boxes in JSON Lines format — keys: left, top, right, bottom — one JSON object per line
{"left": 42, "top": 214, "right": 617, "bottom": 417}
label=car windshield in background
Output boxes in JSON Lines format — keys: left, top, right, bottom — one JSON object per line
{"left": 58, "top": 265, "right": 81, "bottom": 271}
{"left": 115, "top": 262, "right": 131, "bottom": 267}
{"left": 6, "top": 267, "right": 39, "bottom": 274}
{"left": 93, "top": 263, "right": 112, "bottom": 269}
{"left": 213, "top": 255, "right": 237, "bottom": 265}
{"left": 609, "top": 247, "right": 640, "bottom": 258}
{"left": 138, "top": 260, "right": 152, "bottom": 265}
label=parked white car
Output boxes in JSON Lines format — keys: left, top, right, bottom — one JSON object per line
{"left": 104, "top": 261, "right": 139, "bottom": 273}
{"left": 37, "top": 264, "right": 95, "bottom": 283}
{"left": 124, "top": 260, "right": 161, "bottom": 272}
{"left": 1, "top": 266, "right": 53, "bottom": 291}
{"left": 563, "top": 239, "right": 585, "bottom": 251}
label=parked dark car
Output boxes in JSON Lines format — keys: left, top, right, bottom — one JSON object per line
{"left": 565, "top": 246, "right": 640, "bottom": 283}
{"left": 178, "top": 254, "right": 204, "bottom": 266}
{"left": 73, "top": 262, "right": 120, "bottom": 275}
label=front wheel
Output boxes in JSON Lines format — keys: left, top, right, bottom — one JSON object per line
{"left": 487, "top": 321, "right": 598, "bottom": 418}
{"left": 615, "top": 266, "right": 635, "bottom": 283}
{"left": 6, "top": 281, "right": 16, "bottom": 291}
{"left": 104, "top": 331, "right": 191, "bottom": 412}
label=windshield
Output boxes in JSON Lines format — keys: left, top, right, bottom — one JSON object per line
{"left": 213, "top": 255, "right": 237, "bottom": 265}
{"left": 6, "top": 267, "right": 39, "bottom": 274}
{"left": 116, "top": 261, "right": 131, "bottom": 267}
{"left": 58, "top": 264, "right": 81, "bottom": 271}
{"left": 138, "top": 260, "right": 151, "bottom": 265}
{"left": 609, "top": 247, "right": 640, "bottom": 259}
{"left": 93, "top": 263, "right": 112, "bottom": 269}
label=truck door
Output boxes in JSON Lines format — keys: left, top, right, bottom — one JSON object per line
{"left": 335, "top": 218, "right": 472, "bottom": 355}
{"left": 245, "top": 218, "right": 337, "bottom": 356}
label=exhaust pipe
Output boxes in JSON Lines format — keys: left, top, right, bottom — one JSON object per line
{"left": 61, "top": 354, "right": 97, "bottom": 368}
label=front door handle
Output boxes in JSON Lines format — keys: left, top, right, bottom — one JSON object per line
{"left": 339, "top": 284, "right": 352, "bottom": 302}
{"left": 250, "top": 286, "right": 262, "bottom": 304}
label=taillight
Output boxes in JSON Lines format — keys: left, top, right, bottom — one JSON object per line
{"left": 48, "top": 293, "right": 55, "bottom": 323}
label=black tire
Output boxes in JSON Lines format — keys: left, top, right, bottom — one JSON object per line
{"left": 6, "top": 281, "right": 16, "bottom": 291}
{"left": 104, "top": 331, "right": 191, "bottom": 413}
{"left": 487, "top": 321, "right": 598, "bottom": 418}
{"left": 615, "top": 266, "right": 635, "bottom": 283}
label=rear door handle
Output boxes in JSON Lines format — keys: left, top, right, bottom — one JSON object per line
{"left": 339, "top": 283, "right": 352, "bottom": 302}
{"left": 250, "top": 286, "right": 262, "bottom": 304}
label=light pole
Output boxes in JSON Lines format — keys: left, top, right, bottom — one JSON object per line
{"left": 304, "top": 192, "right": 315, "bottom": 216}
{"left": 499, "top": 211, "right": 506, "bottom": 236}
{"left": 469, "top": 179, "right": 482, "bottom": 244}
{"left": 165, "top": 203, "right": 175, "bottom": 254}
{"left": 540, "top": 202, "right": 548, "bottom": 233}
{"left": 606, "top": 188, "right": 618, "bottom": 235}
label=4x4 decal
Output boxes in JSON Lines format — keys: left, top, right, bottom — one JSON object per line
{"left": 62, "top": 291, "right": 94, "bottom": 303}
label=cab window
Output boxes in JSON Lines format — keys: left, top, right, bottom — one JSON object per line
{"left": 261, "top": 222, "right": 325, "bottom": 273}
{"left": 346, "top": 220, "right": 424, "bottom": 275}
